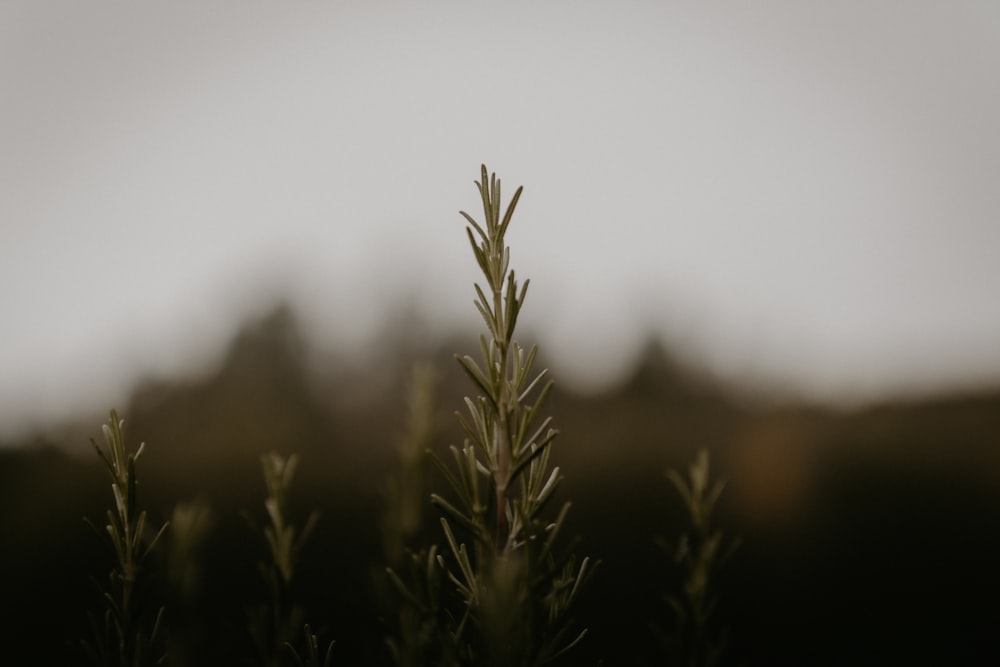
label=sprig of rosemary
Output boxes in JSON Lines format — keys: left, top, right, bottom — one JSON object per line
{"left": 429, "top": 165, "right": 595, "bottom": 665}
{"left": 83, "top": 409, "right": 168, "bottom": 667}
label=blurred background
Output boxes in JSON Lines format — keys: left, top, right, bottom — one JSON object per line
{"left": 2, "top": 1, "right": 999, "bottom": 664}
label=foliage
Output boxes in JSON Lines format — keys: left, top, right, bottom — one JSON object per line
{"left": 425, "top": 165, "right": 595, "bottom": 665}
{"left": 245, "top": 452, "right": 331, "bottom": 667}
{"left": 381, "top": 364, "right": 459, "bottom": 666}
{"left": 161, "top": 499, "right": 216, "bottom": 667}
{"left": 659, "top": 449, "right": 739, "bottom": 667}
{"left": 382, "top": 363, "right": 441, "bottom": 569}
{"left": 83, "top": 409, "right": 169, "bottom": 667}
{"left": 68, "top": 166, "right": 746, "bottom": 667}
{"left": 286, "top": 624, "right": 335, "bottom": 667}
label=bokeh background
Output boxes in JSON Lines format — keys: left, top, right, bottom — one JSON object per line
{"left": 2, "top": 2, "right": 999, "bottom": 664}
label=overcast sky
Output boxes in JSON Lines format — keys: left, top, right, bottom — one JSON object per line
{"left": 2, "top": 1, "right": 999, "bottom": 439}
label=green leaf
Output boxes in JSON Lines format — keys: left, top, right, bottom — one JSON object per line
{"left": 489, "top": 171, "right": 500, "bottom": 230}
{"left": 460, "top": 210, "right": 487, "bottom": 242}
{"left": 667, "top": 468, "right": 696, "bottom": 517}
{"left": 539, "top": 502, "right": 572, "bottom": 563}
{"left": 499, "top": 246, "right": 511, "bottom": 288}
{"left": 387, "top": 565, "right": 426, "bottom": 610}
{"left": 510, "top": 428, "right": 557, "bottom": 481}
{"left": 428, "top": 448, "right": 465, "bottom": 501}
{"left": 517, "top": 367, "right": 548, "bottom": 405}
{"left": 455, "top": 355, "right": 496, "bottom": 406}
{"left": 498, "top": 185, "right": 523, "bottom": 240}
{"left": 522, "top": 378, "right": 555, "bottom": 428}
{"left": 462, "top": 397, "right": 490, "bottom": 451}
{"left": 431, "top": 494, "right": 476, "bottom": 535}
{"left": 473, "top": 299, "right": 495, "bottom": 339}
{"left": 440, "top": 518, "right": 478, "bottom": 603}
{"left": 473, "top": 282, "right": 493, "bottom": 321}
{"left": 513, "top": 342, "right": 538, "bottom": 390}
{"left": 514, "top": 416, "right": 553, "bottom": 460}
{"left": 455, "top": 409, "right": 486, "bottom": 460}
{"left": 465, "top": 226, "right": 490, "bottom": 277}
{"left": 533, "top": 467, "right": 563, "bottom": 516}
{"left": 503, "top": 271, "right": 519, "bottom": 340}
{"left": 462, "top": 442, "right": 483, "bottom": 505}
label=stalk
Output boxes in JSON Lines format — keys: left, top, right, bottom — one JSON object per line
{"left": 431, "top": 165, "right": 595, "bottom": 665}
{"left": 83, "top": 410, "right": 168, "bottom": 667}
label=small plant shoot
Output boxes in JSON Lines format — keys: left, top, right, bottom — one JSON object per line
{"left": 429, "top": 165, "right": 595, "bottom": 665}
{"left": 83, "top": 410, "right": 168, "bottom": 667}
{"left": 660, "top": 449, "right": 739, "bottom": 667}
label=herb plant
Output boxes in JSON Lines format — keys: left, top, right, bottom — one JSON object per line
{"left": 245, "top": 452, "right": 331, "bottom": 667}
{"left": 63, "top": 167, "right": 748, "bottom": 667}
{"left": 162, "top": 499, "right": 216, "bottom": 666}
{"left": 427, "top": 165, "right": 594, "bottom": 665}
{"left": 83, "top": 409, "right": 169, "bottom": 667}
{"left": 660, "top": 449, "right": 739, "bottom": 667}
{"left": 382, "top": 363, "right": 441, "bottom": 570}
{"left": 381, "top": 364, "right": 457, "bottom": 667}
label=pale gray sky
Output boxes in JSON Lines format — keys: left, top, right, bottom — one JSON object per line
{"left": 2, "top": 1, "right": 999, "bottom": 438}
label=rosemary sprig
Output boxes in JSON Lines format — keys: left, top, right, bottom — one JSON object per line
{"left": 430, "top": 165, "right": 595, "bottom": 665}
{"left": 83, "top": 410, "right": 168, "bottom": 667}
